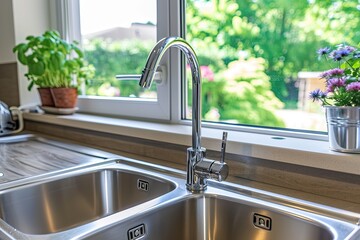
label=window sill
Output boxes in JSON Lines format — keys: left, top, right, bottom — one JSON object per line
{"left": 23, "top": 112, "right": 360, "bottom": 176}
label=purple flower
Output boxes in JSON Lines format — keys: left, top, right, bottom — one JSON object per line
{"left": 309, "top": 89, "right": 327, "bottom": 102}
{"left": 338, "top": 48, "right": 351, "bottom": 57}
{"left": 344, "top": 45, "right": 356, "bottom": 53}
{"left": 346, "top": 82, "right": 360, "bottom": 91}
{"left": 319, "top": 68, "right": 344, "bottom": 79}
{"left": 313, "top": 43, "right": 360, "bottom": 106}
{"left": 326, "top": 77, "right": 346, "bottom": 93}
{"left": 329, "top": 46, "right": 356, "bottom": 61}
{"left": 336, "top": 44, "right": 356, "bottom": 53}
{"left": 329, "top": 50, "right": 345, "bottom": 61}
{"left": 329, "top": 68, "right": 344, "bottom": 76}
{"left": 317, "top": 47, "right": 331, "bottom": 56}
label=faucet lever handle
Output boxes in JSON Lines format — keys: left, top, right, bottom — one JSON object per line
{"left": 220, "top": 131, "right": 228, "bottom": 163}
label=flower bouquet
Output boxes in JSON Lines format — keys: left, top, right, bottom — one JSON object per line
{"left": 311, "top": 44, "right": 360, "bottom": 153}
{"left": 310, "top": 44, "right": 360, "bottom": 106}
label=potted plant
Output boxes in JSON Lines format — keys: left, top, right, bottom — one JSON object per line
{"left": 13, "top": 30, "right": 95, "bottom": 108}
{"left": 310, "top": 44, "right": 360, "bottom": 153}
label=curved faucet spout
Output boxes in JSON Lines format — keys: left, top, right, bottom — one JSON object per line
{"left": 139, "top": 37, "right": 202, "bottom": 152}
{"left": 139, "top": 37, "right": 228, "bottom": 192}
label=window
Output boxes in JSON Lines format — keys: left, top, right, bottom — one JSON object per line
{"left": 184, "top": 0, "right": 360, "bottom": 133}
{"left": 60, "top": 0, "right": 359, "bottom": 135}
{"left": 62, "top": 0, "right": 173, "bottom": 120}
{"left": 79, "top": 0, "right": 157, "bottom": 99}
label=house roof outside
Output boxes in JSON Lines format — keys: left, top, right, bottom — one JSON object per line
{"left": 83, "top": 22, "right": 156, "bottom": 41}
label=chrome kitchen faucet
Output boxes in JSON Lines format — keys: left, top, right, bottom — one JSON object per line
{"left": 139, "top": 36, "right": 229, "bottom": 192}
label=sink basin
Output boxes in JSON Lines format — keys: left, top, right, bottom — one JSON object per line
{"left": 0, "top": 168, "right": 175, "bottom": 234}
{"left": 87, "top": 194, "right": 353, "bottom": 240}
{"left": 0, "top": 158, "right": 357, "bottom": 240}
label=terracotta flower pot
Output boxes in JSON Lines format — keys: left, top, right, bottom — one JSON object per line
{"left": 37, "top": 88, "right": 55, "bottom": 107}
{"left": 50, "top": 87, "right": 78, "bottom": 108}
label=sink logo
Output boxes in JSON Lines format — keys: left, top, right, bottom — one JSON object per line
{"left": 253, "top": 213, "right": 272, "bottom": 231}
{"left": 128, "top": 224, "right": 146, "bottom": 240}
{"left": 137, "top": 179, "right": 149, "bottom": 191}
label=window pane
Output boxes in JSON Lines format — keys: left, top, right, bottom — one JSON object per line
{"left": 185, "top": 0, "right": 360, "bottom": 132}
{"left": 79, "top": 0, "right": 157, "bottom": 99}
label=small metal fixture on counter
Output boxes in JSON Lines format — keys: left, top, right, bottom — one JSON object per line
{"left": 0, "top": 101, "right": 23, "bottom": 137}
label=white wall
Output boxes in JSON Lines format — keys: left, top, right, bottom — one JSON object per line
{"left": 12, "top": 0, "right": 51, "bottom": 106}
{"left": 0, "top": 0, "right": 16, "bottom": 64}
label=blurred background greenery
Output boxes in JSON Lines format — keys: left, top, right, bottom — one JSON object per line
{"left": 82, "top": 0, "right": 360, "bottom": 130}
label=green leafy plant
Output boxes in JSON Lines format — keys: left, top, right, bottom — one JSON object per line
{"left": 13, "top": 30, "right": 95, "bottom": 91}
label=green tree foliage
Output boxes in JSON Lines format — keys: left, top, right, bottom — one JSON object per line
{"left": 186, "top": 0, "right": 285, "bottom": 126}
{"left": 83, "top": 0, "right": 360, "bottom": 127}
{"left": 83, "top": 39, "right": 156, "bottom": 97}
{"left": 187, "top": 0, "right": 360, "bottom": 104}
{"left": 198, "top": 57, "right": 285, "bottom": 127}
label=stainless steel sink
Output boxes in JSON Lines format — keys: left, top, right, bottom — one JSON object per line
{"left": 0, "top": 157, "right": 358, "bottom": 240}
{"left": 0, "top": 166, "right": 175, "bottom": 234}
{"left": 86, "top": 192, "right": 357, "bottom": 240}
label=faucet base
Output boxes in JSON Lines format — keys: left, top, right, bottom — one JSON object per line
{"left": 186, "top": 183, "right": 207, "bottom": 193}
{"left": 186, "top": 147, "right": 207, "bottom": 192}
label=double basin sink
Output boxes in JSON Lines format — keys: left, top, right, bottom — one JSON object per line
{"left": 0, "top": 134, "right": 359, "bottom": 239}
{"left": 0, "top": 157, "right": 358, "bottom": 240}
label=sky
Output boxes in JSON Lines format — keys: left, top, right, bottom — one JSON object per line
{"left": 79, "top": 0, "right": 157, "bottom": 35}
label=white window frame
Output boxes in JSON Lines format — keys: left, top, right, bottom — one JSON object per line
{"left": 55, "top": 0, "right": 175, "bottom": 120}
{"left": 54, "top": 0, "right": 328, "bottom": 141}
